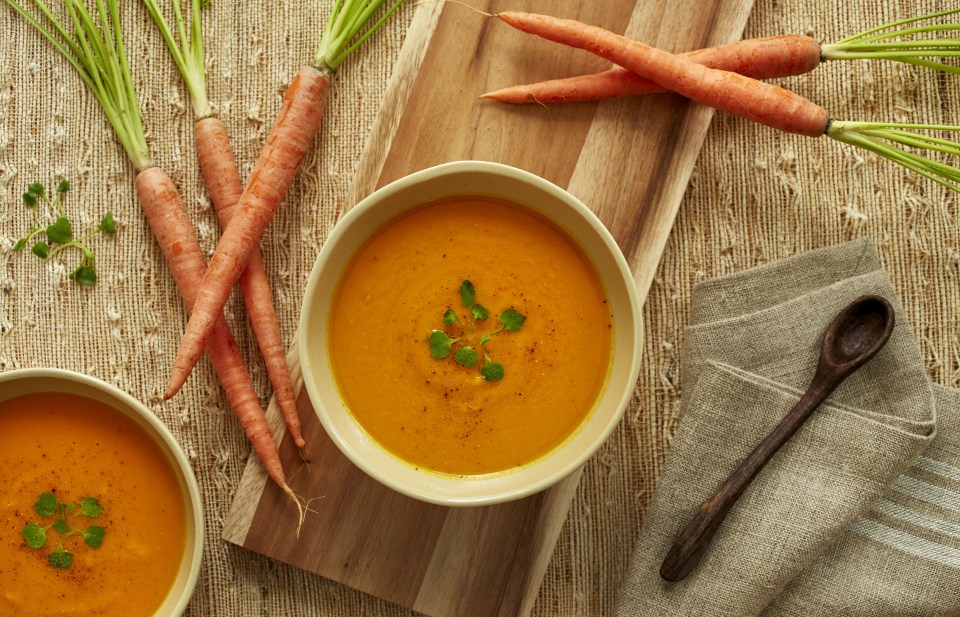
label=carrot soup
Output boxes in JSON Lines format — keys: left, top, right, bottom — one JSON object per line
{"left": 328, "top": 195, "right": 613, "bottom": 475}
{"left": 0, "top": 392, "right": 187, "bottom": 617}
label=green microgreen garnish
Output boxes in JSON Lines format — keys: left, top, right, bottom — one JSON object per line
{"left": 480, "top": 360, "right": 505, "bottom": 382}
{"left": 429, "top": 330, "right": 456, "bottom": 359}
{"left": 21, "top": 491, "right": 107, "bottom": 569}
{"left": 428, "top": 281, "right": 524, "bottom": 381}
{"left": 460, "top": 280, "right": 475, "bottom": 306}
{"left": 443, "top": 308, "right": 461, "bottom": 327}
{"left": 12, "top": 178, "right": 116, "bottom": 286}
{"left": 454, "top": 346, "right": 478, "bottom": 368}
{"left": 49, "top": 545, "right": 72, "bottom": 569}
{"left": 497, "top": 308, "right": 526, "bottom": 332}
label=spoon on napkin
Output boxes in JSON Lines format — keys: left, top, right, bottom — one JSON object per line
{"left": 660, "top": 295, "right": 895, "bottom": 582}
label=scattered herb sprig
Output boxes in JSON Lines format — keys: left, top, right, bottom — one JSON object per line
{"left": 21, "top": 491, "right": 106, "bottom": 569}
{"left": 12, "top": 180, "right": 116, "bottom": 286}
{"left": 429, "top": 280, "right": 525, "bottom": 381}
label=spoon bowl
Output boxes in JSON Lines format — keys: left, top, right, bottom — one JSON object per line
{"left": 820, "top": 295, "right": 895, "bottom": 371}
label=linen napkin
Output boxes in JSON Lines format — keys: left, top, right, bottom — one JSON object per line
{"left": 617, "top": 238, "right": 960, "bottom": 616}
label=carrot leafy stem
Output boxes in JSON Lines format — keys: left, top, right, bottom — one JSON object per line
{"left": 141, "top": 0, "right": 211, "bottom": 118}
{"left": 823, "top": 8, "right": 960, "bottom": 76}
{"left": 429, "top": 280, "right": 524, "bottom": 381}
{"left": 2, "top": 0, "right": 150, "bottom": 170}
{"left": 21, "top": 491, "right": 107, "bottom": 569}
{"left": 13, "top": 178, "right": 116, "bottom": 286}
{"left": 314, "top": 0, "right": 407, "bottom": 72}
{"left": 828, "top": 121, "right": 960, "bottom": 193}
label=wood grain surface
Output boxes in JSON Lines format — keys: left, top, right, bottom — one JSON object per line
{"left": 223, "top": 1, "right": 755, "bottom": 615}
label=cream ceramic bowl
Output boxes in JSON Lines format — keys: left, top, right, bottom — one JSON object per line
{"left": 0, "top": 368, "right": 204, "bottom": 616}
{"left": 299, "top": 161, "right": 643, "bottom": 506}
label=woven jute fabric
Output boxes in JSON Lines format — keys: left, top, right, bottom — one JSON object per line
{"left": 617, "top": 239, "right": 960, "bottom": 615}
{"left": 0, "top": 1, "right": 957, "bottom": 615}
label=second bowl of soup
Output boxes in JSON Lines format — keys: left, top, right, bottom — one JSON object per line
{"left": 300, "top": 161, "right": 642, "bottom": 505}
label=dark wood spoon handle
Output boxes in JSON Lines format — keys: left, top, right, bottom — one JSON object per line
{"left": 658, "top": 377, "right": 839, "bottom": 582}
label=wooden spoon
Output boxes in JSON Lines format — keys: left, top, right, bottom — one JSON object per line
{"left": 659, "top": 295, "right": 895, "bottom": 582}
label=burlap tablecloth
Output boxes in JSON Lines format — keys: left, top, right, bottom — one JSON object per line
{"left": 0, "top": 1, "right": 956, "bottom": 615}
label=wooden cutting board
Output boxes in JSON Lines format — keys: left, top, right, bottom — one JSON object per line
{"left": 223, "top": 1, "right": 754, "bottom": 615}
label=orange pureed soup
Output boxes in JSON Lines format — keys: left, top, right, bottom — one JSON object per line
{"left": 328, "top": 195, "right": 613, "bottom": 475}
{"left": 0, "top": 392, "right": 186, "bottom": 617}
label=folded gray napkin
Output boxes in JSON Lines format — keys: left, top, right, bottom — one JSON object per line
{"left": 617, "top": 238, "right": 960, "bottom": 616}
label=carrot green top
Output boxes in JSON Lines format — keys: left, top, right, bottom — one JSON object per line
{"left": 141, "top": 0, "right": 211, "bottom": 119}
{"left": 3, "top": 0, "right": 151, "bottom": 171}
{"left": 314, "top": 0, "right": 406, "bottom": 72}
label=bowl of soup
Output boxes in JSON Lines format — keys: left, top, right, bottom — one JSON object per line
{"left": 0, "top": 368, "right": 203, "bottom": 616}
{"left": 299, "top": 161, "right": 643, "bottom": 505}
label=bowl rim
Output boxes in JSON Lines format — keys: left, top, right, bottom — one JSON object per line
{"left": 0, "top": 367, "right": 204, "bottom": 616}
{"left": 299, "top": 160, "right": 643, "bottom": 506}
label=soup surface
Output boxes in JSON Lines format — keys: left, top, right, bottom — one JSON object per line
{"left": 328, "top": 195, "right": 613, "bottom": 474}
{"left": 0, "top": 391, "right": 187, "bottom": 617}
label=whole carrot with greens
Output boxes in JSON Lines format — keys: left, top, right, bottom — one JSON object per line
{"left": 493, "top": 11, "right": 960, "bottom": 193}
{"left": 2, "top": 0, "right": 304, "bottom": 524}
{"left": 142, "top": 0, "right": 306, "bottom": 450}
{"left": 167, "top": 0, "right": 406, "bottom": 396}
{"left": 483, "top": 8, "right": 960, "bottom": 104}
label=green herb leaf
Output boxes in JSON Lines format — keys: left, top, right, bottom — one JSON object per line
{"left": 13, "top": 238, "right": 27, "bottom": 252}
{"left": 98, "top": 212, "right": 116, "bottom": 234}
{"left": 499, "top": 309, "right": 526, "bottom": 332}
{"left": 82, "top": 526, "right": 105, "bottom": 549}
{"left": 479, "top": 334, "right": 490, "bottom": 346}
{"left": 471, "top": 304, "right": 489, "bottom": 321}
{"left": 460, "top": 280, "right": 475, "bottom": 307}
{"left": 52, "top": 519, "right": 70, "bottom": 535}
{"left": 429, "top": 330, "right": 455, "bottom": 359}
{"left": 80, "top": 497, "right": 103, "bottom": 518}
{"left": 442, "top": 308, "right": 459, "bottom": 327}
{"left": 49, "top": 546, "right": 72, "bottom": 569}
{"left": 31, "top": 242, "right": 49, "bottom": 259}
{"left": 22, "top": 191, "right": 37, "bottom": 206}
{"left": 21, "top": 523, "right": 47, "bottom": 549}
{"left": 72, "top": 266, "right": 97, "bottom": 287}
{"left": 454, "top": 346, "right": 478, "bottom": 368}
{"left": 481, "top": 362, "right": 505, "bottom": 382}
{"left": 34, "top": 493, "right": 57, "bottom": 517}
{"left": 46, "top": 217, "right": 73, "bottom": 244}
{"left": 28, "top": 182, "right": 45, "bottom": 198}
{"left": 56, "top": 180, "right": 69, "bottom": 194}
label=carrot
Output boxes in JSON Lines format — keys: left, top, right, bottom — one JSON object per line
{"left": 167, "top": 0, "right": 407, "bottom": 394}
{"left": 495, "top": 11, "right": 830, "bottom": 137}
{"left": 493, "top": 10, "right": 960, "bottom": 193}
{"left": 486, "top": 8, "right": 960, "bottom": 105}
{"left": 482, "top": 35, "right": 822, "bottom": 104}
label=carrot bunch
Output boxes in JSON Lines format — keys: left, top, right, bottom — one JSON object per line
{"left": 167, "top": 0, "right": 405, "bottom": 402}
{"left": 485, "top": 9, "right": 960, "bottom": 192}
{"left": 141, "top": 0, "right": 304, "bottom": 452}
{"left": 0, "top": 0, "right": 308, "bottom": 514}
{"left": 484, "top": 8, "right": 960, "bottom": 105}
